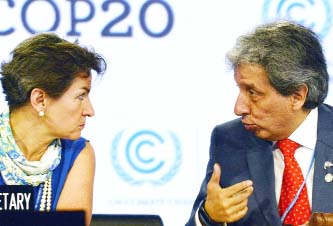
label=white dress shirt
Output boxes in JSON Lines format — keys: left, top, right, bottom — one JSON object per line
{"left": 273, "top": 107, "right": 317, "bottom": 208}
{"left": 195, "top": 108, "right": 317, "bottom": 226}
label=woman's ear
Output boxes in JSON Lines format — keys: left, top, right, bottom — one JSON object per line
{"left": 291, "top": 84, "right": 308, "bottom": 110}
{"left": 30, "top": 88, "right": 46, "bottom": 115}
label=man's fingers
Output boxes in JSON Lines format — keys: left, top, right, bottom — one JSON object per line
{"left": 221, "top": 186, "right": 253, "bottom": 214}
{"left": 232, "top": 185, "right": 254, "bottom": 199}
{"left": 221, "top": 183, "right": 253, "bottom": 213}
{"left": 223, "top": 179, "right": 253, "bottom": 198}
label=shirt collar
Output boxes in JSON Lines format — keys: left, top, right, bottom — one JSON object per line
{"left": 288, "top": 107, "right": 318, "bottom": 150}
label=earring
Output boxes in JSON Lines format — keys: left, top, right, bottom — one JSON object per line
{"left": 39, "top": 110, "right": 45, "bottom": 117}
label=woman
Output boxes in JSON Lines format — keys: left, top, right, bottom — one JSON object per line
{"left": 0, "top": 33, "right": 106, "bottom": 225}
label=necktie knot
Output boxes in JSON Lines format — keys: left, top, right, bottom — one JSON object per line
{"left": 276, "top": 138, "right": 300, "bottom": 157}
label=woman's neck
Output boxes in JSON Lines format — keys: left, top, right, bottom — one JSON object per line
{"left": 10, "top": 107, "right": 54, "bottom": 161}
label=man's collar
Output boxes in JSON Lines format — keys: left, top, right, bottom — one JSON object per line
{"left": 289, "top": 107, "right": 318, "bottom": 149}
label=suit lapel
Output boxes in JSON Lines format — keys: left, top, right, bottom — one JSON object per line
{"left": 312, "top": 104, "right": 333, "bottom": 211}
{"left": 246, "top": 138, "right": 282, "bottom": 226}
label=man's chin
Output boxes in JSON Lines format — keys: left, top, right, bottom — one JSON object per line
{"left": 251, "top": 130, "right": 275, "bottom": 141}
{"left": 245, "top": 127, "right": 263, "bottom": 137}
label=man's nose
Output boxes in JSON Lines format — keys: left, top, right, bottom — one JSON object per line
{"left": 234, "top": 93, "right": 250, "bottom": 116}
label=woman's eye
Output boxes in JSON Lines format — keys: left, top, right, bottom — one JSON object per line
{"left": 78, "top": 94, "right": 85, "bottom": 100}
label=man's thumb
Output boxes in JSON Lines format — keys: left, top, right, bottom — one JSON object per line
{"left": 211, "top": 163, "right": 221, "bottom": 184}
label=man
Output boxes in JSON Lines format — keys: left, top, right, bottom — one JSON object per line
{"left": 185, "top": 21, "right": 333, "bottom": 226}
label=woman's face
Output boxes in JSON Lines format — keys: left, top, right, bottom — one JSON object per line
{"left": 44, "top": 72, "right": 95, "bottom": 140}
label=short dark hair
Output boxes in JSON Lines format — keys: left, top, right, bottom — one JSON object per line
{"left": 226, "top": 20, "right": 329, "bottom": 109}
{"left": 0, "top": 33, "right": 107, "bottom": 110}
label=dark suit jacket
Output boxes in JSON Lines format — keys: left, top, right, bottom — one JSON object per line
{"left": 185, "top": 104, "right": 333, "bottom": 226}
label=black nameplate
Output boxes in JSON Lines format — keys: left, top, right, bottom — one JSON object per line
{"left": 0, "top": 185, "right": 34, "bottom": 211}
{"left": 0, "top": 211, "right": 85, "bottom": 226}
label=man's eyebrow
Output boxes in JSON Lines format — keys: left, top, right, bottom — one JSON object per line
{"left": 239, "top": 81, "right": 256, "bottom": 88}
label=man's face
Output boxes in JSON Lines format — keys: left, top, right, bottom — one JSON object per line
{"left": 234, "top": 63, "right": 299, "bottom": 141}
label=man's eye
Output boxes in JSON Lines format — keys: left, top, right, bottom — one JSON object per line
{"left": 248, "top": 89, "right": 256, "bottom": 96}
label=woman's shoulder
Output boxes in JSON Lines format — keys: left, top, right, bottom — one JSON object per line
{"left": 60, "top": 137, "right": 87, "bottom": 148}
{"left": 59, "top": 137, "right": 89, "bottom": 162}
{"left": 60, "top": 137, "right": 89, "bottom": 152}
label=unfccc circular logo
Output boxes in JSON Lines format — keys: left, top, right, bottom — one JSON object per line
{"left": 262, "top": 0, "right": 332, "bottom": 38}
{"left": 111, "top": 129, "right": 181, "bottom": 185}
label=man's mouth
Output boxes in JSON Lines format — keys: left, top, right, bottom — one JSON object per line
{"left": 242, "top": 122, "right": 259, "bottom": 132}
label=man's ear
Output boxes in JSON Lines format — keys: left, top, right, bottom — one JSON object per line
{"left": 30, "top": 88, "right": 46, "bottom": 113}
{"left": 291, "top": 84, "right": 308, "bottom": 110}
